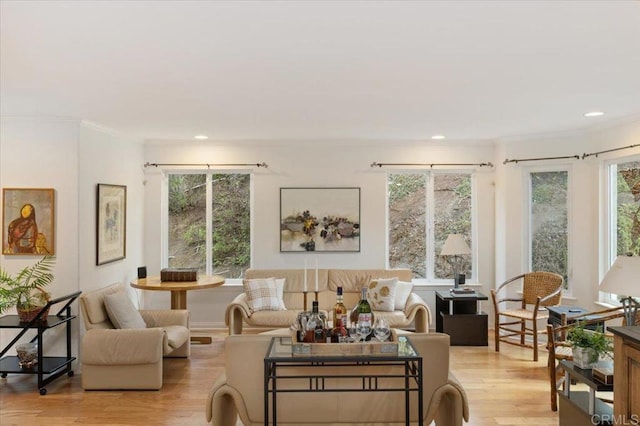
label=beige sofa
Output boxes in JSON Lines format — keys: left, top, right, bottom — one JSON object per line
{"left": 225, "top": 268, "right": 431, "bottom": 335}
{"left": 79, "top": 283, "right": 190, "bottom": 390}
{"left": 206, "top": 333, "right": 469, "bottom": 425}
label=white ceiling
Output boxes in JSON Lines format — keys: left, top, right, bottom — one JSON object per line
{"left": 1, "top": 1, "right": 639, "bottom": 142}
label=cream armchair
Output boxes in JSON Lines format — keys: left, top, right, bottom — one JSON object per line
{"left": 79, "top": 283, "right": 190, "bottom": 390}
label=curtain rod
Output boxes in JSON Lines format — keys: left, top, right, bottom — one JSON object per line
{"left": 502, "top": 155, "right": 580, "bottom": 165}
{"left": 144, "top": 162, "right": 268, "bottom": 168}
{"left": 370, "top": 162, "right": 494, "bottom": 168}
{"left": 582, "top": 143, "right": 640, "bottom": 159}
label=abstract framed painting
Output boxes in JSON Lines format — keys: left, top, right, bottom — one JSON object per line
{"left": 2, "top": 188, "right": 55, "bottom": 255}
{"left": 96, "top": 183, "right": 126, "bottom": 265}
{"left": 280, "top": 187, "right": 360, "bottom": 252}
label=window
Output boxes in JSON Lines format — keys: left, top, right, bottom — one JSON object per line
{"left": 603, "top": 158, "right": 640, "bottom": 301}
{"left": 167, "top": 172, "right": 251, "bottom": 278}
{"left": 528, "top": 170, "right": 569, "bottom": 288}
{"left": 388, "top": 172, "right": 474, "bottom": 280}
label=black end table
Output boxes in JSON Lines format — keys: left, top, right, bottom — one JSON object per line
{"left": 435, "top": 290, "right": 488, "bottom": 346}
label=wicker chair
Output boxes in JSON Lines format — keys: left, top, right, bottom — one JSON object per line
{"left": 491, "top": 271, "right": 563, "bottom": 361}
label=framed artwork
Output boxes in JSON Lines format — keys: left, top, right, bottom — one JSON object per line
{"left": 2, "top": 188, "right": 55, "bottom": 255}
{"left": 280, "top": 187, "right": 360, "bottom": 252}
{"left": 96, "top": 184, "right": 127, "bottom": 265}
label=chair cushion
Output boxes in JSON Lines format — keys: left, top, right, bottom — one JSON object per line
{"left": 103, "top": 291, "right": 147, "bottom": 329}
{"left": 367, "top": 278, "right": 398, "bottom": 312}
{"left": 163, "top": 325, "right": 190, "bottom": 350}
{"left": 243, "top": 277, "right": 286, "bottom": 312}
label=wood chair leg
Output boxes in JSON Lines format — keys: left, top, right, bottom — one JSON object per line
{"left": 520, "top": 320, "right": 526, "bottom": 345}
{"left": 494, "top": 314, "right": 500, "bottom": 352}
{"left": 533, "top": 320, "right": 538, "bottom": 361}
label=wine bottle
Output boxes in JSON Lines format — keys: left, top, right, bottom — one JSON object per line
{"left": 332, "top": 287, "right": 348, "bottom": 342}
{"left": 350, "top": 287, "right": 374, "bottom": 332}
{"left": 304, "top": 301, "right": 326, "bottom": 343}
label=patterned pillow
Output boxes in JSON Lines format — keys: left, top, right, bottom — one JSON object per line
{"left": 243, "top": 277, "right": 286, "bottom": 312}
{"left": 367, "top": 278, "right": 398, "bottom": 312}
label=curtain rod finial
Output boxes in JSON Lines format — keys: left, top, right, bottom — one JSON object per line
{"left": 502, "top": 159, "right": 510, "bottom": 165}
{"left": 371, "top": 162, "right": 381, "bottom": 168}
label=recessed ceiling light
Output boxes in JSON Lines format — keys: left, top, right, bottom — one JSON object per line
{"left": 194, "top": 135, "right": 208, "bottom": 140}
{"left": 584, "top": 111, "right": 604, "bottom": 117}
{"left": 431, "top": 135, "right": 446, "bottom": 140}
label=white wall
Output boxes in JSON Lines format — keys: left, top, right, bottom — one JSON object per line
{"left": 143, "top": 140, "right": 497, "bottom": 328}
{"left": 0, "top": 117, "right": 81, "bottom": 356}
{"left": 0, "top": 118, "right": 143, "bottom": 364}
{"left": 78, "top": 122, "right": 145, "bottom": 304}
{"left": 494, "top": 119, "right": 640, "bottom": 312}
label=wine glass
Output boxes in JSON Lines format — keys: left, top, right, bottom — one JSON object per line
{"left": 347, "top": 321, "right": 360, "bottom": 343}
{"left": 356, "top": 321, "right": 372, "bottom": 342}
{"left": 373, "top": 318, "right": 390, "bottom": 342}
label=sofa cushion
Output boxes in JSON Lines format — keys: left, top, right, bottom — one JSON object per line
{"left": 367, "top": 277, "right": 398, "bottom": 312}
{"left": 243, "top": 277, "right": 286, "bottom": 312}
{"left": 103, "top": 291, "right": 147, "bottom": 329}
{"left": 163, "top": 325, "right": 190, "bottom": 350}
{"left": 394, "top": 280, "right": 413, "bottom": 310}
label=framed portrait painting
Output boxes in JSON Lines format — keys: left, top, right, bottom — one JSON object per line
{"left": 280, "top": 187, "right": 360, "bottom": 252}
{"left": 96, "top": 184, "right": 126, "bottom": 265}
{"left": 2, "top": 188, "right": 55, "bottom": 255}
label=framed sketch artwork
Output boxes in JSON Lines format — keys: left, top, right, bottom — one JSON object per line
{"left": 96, "top": 184, "right": 126, "bottom": 265}
{"left": 2, "top": 188, "right": 55, "bottom": 255}
{"left": 280, "top": 187, "right": 360, "bottom": 252}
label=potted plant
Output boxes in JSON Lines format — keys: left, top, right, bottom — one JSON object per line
{"left": 0, "top": 256, "right": 55, "bottom": 322}
{"left": 567, "top": 321, "right": 613, "bottom": 369}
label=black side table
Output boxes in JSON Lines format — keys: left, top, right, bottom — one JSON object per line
{"left": 547, "top": 306, "right": 605, "bottom": 340}
{"left": 435, "top": 290, "right": 488, "bottom": 346}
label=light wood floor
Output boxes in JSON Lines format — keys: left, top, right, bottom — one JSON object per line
{"left": 0, "top": 330, "right": 564, "bottom": 426}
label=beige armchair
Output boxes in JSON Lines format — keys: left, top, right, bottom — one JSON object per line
{"left": 79, "top": 283, "right": 190, "bottom": 390}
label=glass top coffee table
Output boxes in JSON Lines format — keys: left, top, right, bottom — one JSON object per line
{"left": 263, "top": 335, "right": 423, "bottom": 425}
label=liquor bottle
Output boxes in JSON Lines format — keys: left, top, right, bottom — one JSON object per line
{"left": 350, "top": 287, "right": 374, "bottom": 327}
{"left": 331, "top": 287, "right": 348, "bottom": 342}
{"left": 304, "top": 301, "right": 326, "bottom": 343}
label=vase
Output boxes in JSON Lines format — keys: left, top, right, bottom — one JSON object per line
{"left": 16, "top": 342, "right": 38, "bottom": 368}
{"left": 572, "top": 346, "right": 599, "bottom": 369}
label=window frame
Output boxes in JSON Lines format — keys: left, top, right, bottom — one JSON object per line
{"left": 162, "top": 169, "right": 253, "bottom": 280}
{"left": 386, "top": 169, "right": 477, "bottom": 284}
{"left": 600, "top": 154, "right": 640, "bottom": 304}
{"left": 523, "top": 165, "right": 572, "bottom": 293}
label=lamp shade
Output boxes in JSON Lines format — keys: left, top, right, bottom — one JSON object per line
{"left": 599, "top": 255, "right": 640, "bottom": 297}
{"left": 440, "top": 234, "right": 471, "bottom": 256}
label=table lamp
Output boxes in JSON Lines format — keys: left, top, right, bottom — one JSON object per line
{"left": 440, "top": 234, "right": 471, "bottom": 289}
{"left": 599, "top": 254, "right": 640, "bottom": 326}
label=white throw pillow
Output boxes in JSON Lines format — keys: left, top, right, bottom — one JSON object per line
{"left": 394, "top": 281, "right": 414, "bottom": 311}
{"left": 367, "top": 278, "right": 398, "bottom": 312}
{"left": 243, "top": 277, "right": 286, "bottom": 312}
{"left": 104, "top": 291, "right": 147, "bottom": 329}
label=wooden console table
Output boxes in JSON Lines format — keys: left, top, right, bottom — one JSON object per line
{"left": 131, "top": 275, "right": 225, "bottom": 344}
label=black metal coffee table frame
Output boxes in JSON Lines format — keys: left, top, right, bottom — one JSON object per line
{"left": 263, "top": 336, "right": 423, "bottom": 426}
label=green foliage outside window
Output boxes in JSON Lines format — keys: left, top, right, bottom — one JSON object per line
{"left": 168, "top": 173, "right": 250, "bottom": 278}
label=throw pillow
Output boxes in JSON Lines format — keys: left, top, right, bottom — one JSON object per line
{"left": 104, "top": 291, "right": 147, "bottom": 329}
{"left": 367, "top": 277, "right": 398, "bottom": 312}
{"left": 243, "top": 277, "right": 286, "bottom": 312}
{"left": 394, "top": 281, "right": 414, "bottom": 311}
